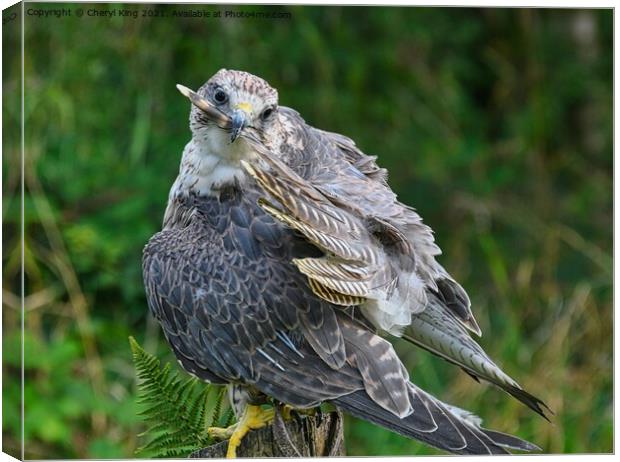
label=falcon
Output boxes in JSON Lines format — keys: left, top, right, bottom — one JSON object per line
{"left": 142, "top": 69, "right": 549, "bottom": 457}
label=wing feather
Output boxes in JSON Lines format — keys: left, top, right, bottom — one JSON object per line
{"left": 405, "top": 294, "right": 550, "bottom": 419}
{"left": 244, "top": 114, "right": 484, "bottom": 335}
{"left": 144, "top": 190, "right": 349, "bottom": 379}
{"left": 307, "top": 278, "right": 366, "bottom": 307}
{"left": 340, "top": 318, "right": 412, "bottom": 418}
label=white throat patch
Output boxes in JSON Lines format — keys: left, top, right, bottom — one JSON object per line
{"left": 170, "top": 126, "right": 256, "bottom": 198}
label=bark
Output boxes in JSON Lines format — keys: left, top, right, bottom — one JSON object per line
{"left": 189, "top": 410, "right": 345, "bottom": 458}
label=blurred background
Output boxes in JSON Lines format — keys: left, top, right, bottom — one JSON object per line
{"left": 2, "top": 3, "right": 612, "bottom": 458}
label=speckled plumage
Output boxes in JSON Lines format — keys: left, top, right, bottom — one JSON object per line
{"left": 143, "top": 69, "right": 546, "bottom": 455}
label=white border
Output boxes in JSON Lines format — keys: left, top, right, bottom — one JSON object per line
{"left": 0, "top": 1, "right": 615, "bottom": 462}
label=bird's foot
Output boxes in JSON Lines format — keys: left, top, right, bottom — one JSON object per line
{"left": 279, "top": 404, "right": 296, "bottom": 420}
{"left": 225, "top": 405, "right": 275, "bottom": 458}
{"left": 207, "top": 423, "right": 238, "bottom": 441}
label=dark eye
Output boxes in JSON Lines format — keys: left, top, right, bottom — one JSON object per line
{"left": 261, "top": 106, "right": 275, "bottom": 121}
{"left": 213, "top": 89, "right": 228, "bottom": 105}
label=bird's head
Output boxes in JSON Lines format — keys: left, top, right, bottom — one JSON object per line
{"left": 179, "top": 69, "right": 279, "bottom": 145}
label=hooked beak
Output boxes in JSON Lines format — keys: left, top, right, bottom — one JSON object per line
{"left": 176, "top": 83, "right": 231, "bottom": 129}
{"left": 230, "top": 103, "right": 252, "bottom": 143}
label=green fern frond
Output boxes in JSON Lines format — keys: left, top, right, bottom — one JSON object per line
{"left": 223, "top": 407, "right": 236, "bottom": 428}
{"left": 129, "top": 336, "right": 233, "bottom": 457}
{"left": 211, "top": 386, "right": 226, "bottom": 425}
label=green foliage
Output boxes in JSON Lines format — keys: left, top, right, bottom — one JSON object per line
{"left": 129, "top": 337, "right": 232, "bottom": 458}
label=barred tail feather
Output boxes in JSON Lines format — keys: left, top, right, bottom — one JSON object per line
{"left": 404, "top": 295, "right": 551, "bottom": 420}
{"left": 333, "top": 387, "right": 540, "bottom": 455}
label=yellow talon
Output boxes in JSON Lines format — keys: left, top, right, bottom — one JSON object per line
{"left": 225, "top": 405, "right": 275, "bottom": 458}
{"left": 207, "top": 423, "right": 237, "bottom": 441}
{"left": 279, "top": 404, "right": 294, "bottom": 420}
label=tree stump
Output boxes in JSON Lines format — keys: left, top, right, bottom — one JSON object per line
{"left": 189, "top": 410, "right": 345, "bottom": 458}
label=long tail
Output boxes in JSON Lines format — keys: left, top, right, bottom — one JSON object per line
{"left": 404, "top": 294, "right": 551, "bottom": 419}
{"left": 333, "top": 386, "right": 540, "bottom": 455}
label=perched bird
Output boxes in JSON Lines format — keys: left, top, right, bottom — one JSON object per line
{"left": 143, "top": 69, "right": 549, "bottom": 457}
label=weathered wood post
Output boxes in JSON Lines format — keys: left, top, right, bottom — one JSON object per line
{"left": 189, "top": 411, "right": 345, "bottom": 458}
